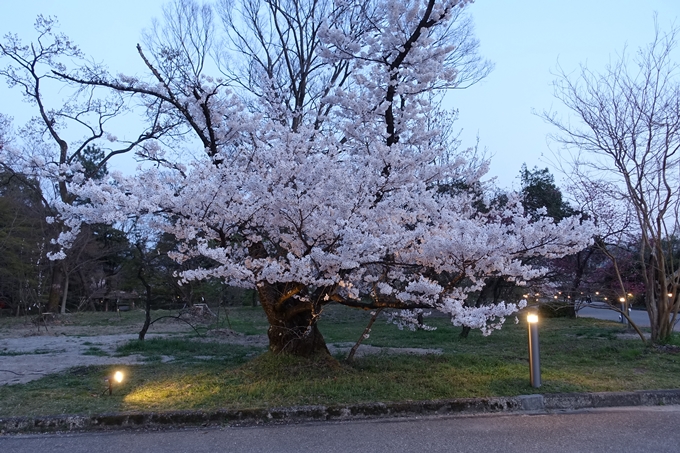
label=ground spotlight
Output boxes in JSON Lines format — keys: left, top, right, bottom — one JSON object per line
{"left": 104, "top": 370, "right": 125, "bottom": 395}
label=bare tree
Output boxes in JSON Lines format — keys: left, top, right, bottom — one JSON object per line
{"left": 544, "top": 21, "right": 680, "bottom": 342}
{"left": 567, "top": 177, "right": 648, "bottom": 341}
{"left": 0, "top": 17, "right": 169, "bottom": 201}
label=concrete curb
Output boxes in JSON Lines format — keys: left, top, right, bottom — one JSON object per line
{"left": 2, "top": 389, "right": 680, "bottom": 434}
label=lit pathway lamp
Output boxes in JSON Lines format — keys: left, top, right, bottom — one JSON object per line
{"left": 104, "top": 370, "right": 124, "bottom": 395}
{"left": 527, "top": 312, "right": 541, "bottom": 388}
{"left": 619, "top": 297, "right": 628, "bottom": 325}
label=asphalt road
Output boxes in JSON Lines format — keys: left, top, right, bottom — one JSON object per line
{"left": 576, "top": 303, "right": 680, "bottom": 332}
{"left": 2, "top": 406, "right": 680, "bottom": 453}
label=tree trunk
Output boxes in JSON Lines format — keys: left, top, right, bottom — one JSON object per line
{"left": 59, "top": 274, "right": 70, "bottom": 314}
{"left": 257, "top": 282, "right": 329, "bottom": 357}
{"left": 47, "top": 265, "right": 63, "bottom": 313}
{"left": 138, "top": 268, "right": 152, "bottom": 341}
{"left": 646, "top": 257, "right": 672, "bottom": 344}
{"left": 347, "top": 308, "right": 382, "bottom": 362}
{"left": 568, "top": 247, "right": 595, "bottom": 301}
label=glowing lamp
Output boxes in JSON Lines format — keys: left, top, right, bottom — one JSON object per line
{"left": 526, "top": 312, "right": 541, "bottom": 387}
{"left": 105, "top": 370, "right": 125, "bottom": 395}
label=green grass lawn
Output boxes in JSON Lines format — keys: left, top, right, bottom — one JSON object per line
{"left": 0, "top": 305, "right": 679, "bottom": 417}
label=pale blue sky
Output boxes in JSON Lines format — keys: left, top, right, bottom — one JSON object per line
{"left": 449, "top": 0, "right": 680, "bottom": 188}
{"left": 2, "top": 0, "right": 680, "bottom": 188}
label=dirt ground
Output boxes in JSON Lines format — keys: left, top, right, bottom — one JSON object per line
{"left": 0, "top": 316, "right": 199, "bottom": 386}
{"left": 0, "top": 314, "right": 441, "bottom": 386}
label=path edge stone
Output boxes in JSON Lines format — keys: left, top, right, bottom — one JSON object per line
{"left": 2, "top": 389, "right": 680, "bottom": 434}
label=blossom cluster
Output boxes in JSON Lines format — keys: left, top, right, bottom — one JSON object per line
{"left": 51, "top": 0, "right": 593, "bottom": 335}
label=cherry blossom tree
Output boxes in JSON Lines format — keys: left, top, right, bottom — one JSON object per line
{"left": 51, "top": 0, "right": 592, "bottom": 356}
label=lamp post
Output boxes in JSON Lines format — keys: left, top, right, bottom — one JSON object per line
{"left": 527, "top": 313, "right": 541, "bottom": 388}
{"left": 619, "top": 297, "right": 628, "bottom": 325}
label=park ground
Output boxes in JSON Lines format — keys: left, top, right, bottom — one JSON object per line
{"left": 1, "top": 305, "right": 679, "bottom": 418}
